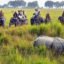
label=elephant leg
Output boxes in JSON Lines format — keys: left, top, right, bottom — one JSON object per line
{"left": 31, "top": 18, "right": 34, "bottom": 25}
{"left": 2, "top": 20, "right": 5, "bottom": 27}
{"left": 15, "top": 22, "right": 18, "bottom": 27}
{"left": 9, "top": 22, "right": 13, "bottom": 27}
{"left": 0, "top": 19, "right": 5, "bottom": 27}
{"left": 15, "top": 21, "right": 20, "bottom": 27}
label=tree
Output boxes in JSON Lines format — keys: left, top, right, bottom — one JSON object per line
{"left": 27, "top": 1, "right": 39, "bottom": 8}
{"left": 8, "top": 0, "right": 26, "bottom": 7}
{"left": 45, "top": 1, "right": 54, "bottom": 8}
{"left": 0, "top": 5, "right": 3, "bottom": 8}
{"left": 54, "top": 2, "right": 60, "bottom": 8}
{"left": 60, "top": 1, "right": 64, "bottom": 8}
{"left": 2, "top": 4, "right": 9, "bottom": 8}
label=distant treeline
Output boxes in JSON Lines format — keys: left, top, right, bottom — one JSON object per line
{"left": 0, "top": 0, "right": 39, "bottom": 8}
{"left": 0, "top": 0, "right": 64, "bottom": 8}
{"left": 45, "top": 1, "right": 64, "bottom": 8}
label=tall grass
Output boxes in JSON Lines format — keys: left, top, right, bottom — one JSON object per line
{"left": 0, "top": 22, "right": 63, "bottom": 64}
{"left": 0, "top": 8, "right": 63, "bottom": 64}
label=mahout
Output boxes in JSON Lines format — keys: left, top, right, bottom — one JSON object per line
{"left": 45, "top": 13, "right": 51, "bottom": 23}
{"left": 0, "top": 10, "right": 5, "bottom": 27}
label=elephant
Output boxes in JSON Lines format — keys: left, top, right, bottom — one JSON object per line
{"left": 58, "top": 16, "right": 64, "bottom": 24}
{"left": 0, "top": 17, "right": 5, "bottom": 27}
{"left": 9, "top": 17, "right": 20, "bottom": 27}
{"left": 30, "top": 16, "right": 44, "bottom": 25}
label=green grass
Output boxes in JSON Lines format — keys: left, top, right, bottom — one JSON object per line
{"left": 0, "top": 8, "right": 64, "bottom": 64}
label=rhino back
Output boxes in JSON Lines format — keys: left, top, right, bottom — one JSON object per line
{"left": 34, "top": 36, "right": 54, "bottom": 47}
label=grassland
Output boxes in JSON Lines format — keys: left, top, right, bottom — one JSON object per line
{"left": 0, "top": 8, "right": 64, "bottom": 64}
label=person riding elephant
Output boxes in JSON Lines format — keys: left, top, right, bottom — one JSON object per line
{"left": 9, "top": 11, "right": 19, "bottom": 27}
{"left": 0, "top": 10, "right": 5, "bottom": 27}
{"left": 45, "top": 13, "right": 51, "bottom": 23}
{"left": 17, "top": 10, "right": 24, "bottom": 21}
{"left": 22, "top": 10, "right": 28, "bottom": 24}
{"left": 58, "top": 11, "right": 64, "bottom": 24}
{"left": 33, "top": 8, "right": 40, "bottom": 19}
{"left": 17, "top": 10, "right": 22, "bottom": 20}
{"left": 13, "top": 11, "right": 18, "bottom": 18}
{"left": 31, "top": 8, "right": 44, "bottom": 25}
{"left": 23, "top": 10, "right": 27, "bottom": 20}
{"left": 17, "top": 10, "right": 27, "bottom": 25}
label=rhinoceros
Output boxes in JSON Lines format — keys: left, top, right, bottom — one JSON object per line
{"left": 51, "top": 37, "right": 64, "bottom": 55}
{"left": 33, "top": 36, "right": 54, "bottom": 48}
{"left": 33, "top": 36, "right": 64, "bottom": 55}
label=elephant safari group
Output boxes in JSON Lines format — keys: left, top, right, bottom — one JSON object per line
{"left": 0, "top": 8, "right": 64, "bottom": 27}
